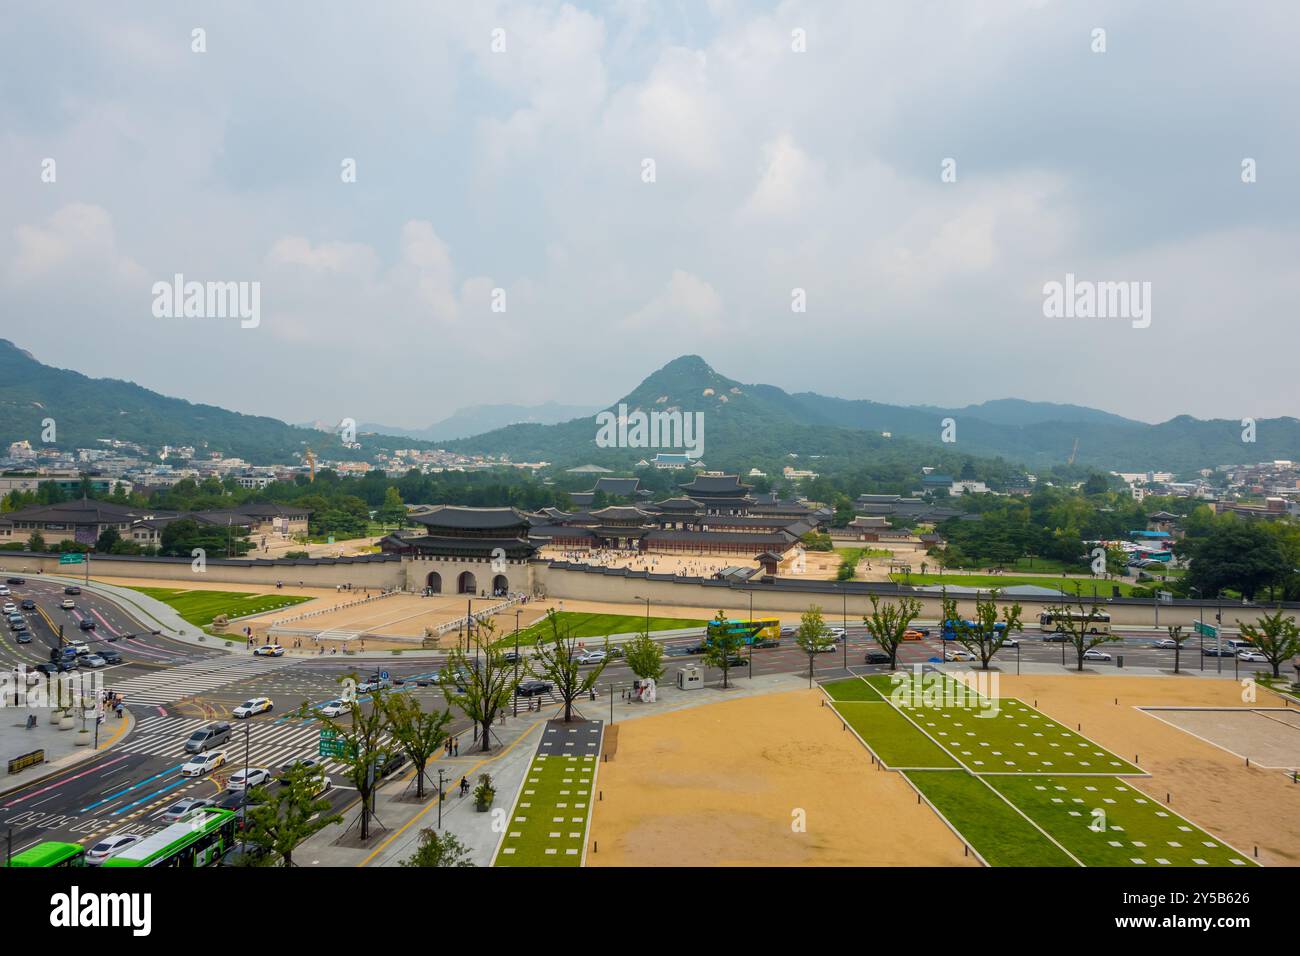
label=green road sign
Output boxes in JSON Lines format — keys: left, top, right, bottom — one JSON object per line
{"left": 58, "top": 553, "right": 85, "bottom": 565}
{"left": 318, "top": 729, "right": 354, "bottom": 759}
{"left": 1194, "top": 619, "right": 1218, "bottom": 638}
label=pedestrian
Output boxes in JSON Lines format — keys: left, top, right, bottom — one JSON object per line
{"left": 459, "top": 775, "right": 469, "bottom": 797}
{"left": 453, "top": 738, "right": 459, "bottom": 757}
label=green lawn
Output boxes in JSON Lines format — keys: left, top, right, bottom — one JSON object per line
{"left": 494, "top": 753, "right": 597, "bottom": 867}
{"left": 130, "top": 587, "right": 312, "bottom": 628}
{"left": 821, "top": 677, "right": 882, "bottom": 702}
{"left": 496, "top": 611, "right": 707, "bottom": 647}
{"left": 862, "top": 673, "right": 1141, "bottom": 775}
{"left": 894, "top": 572, "right": 1139, "bottom": 597}
{"left": 989, "top": 776, "right": 1256, "bottom": 868}
{"left": 831, "top": 701, "right": 959, "bottom": 769}
{"left": 904, "top": 770, "right": 1078, "bottom": 867}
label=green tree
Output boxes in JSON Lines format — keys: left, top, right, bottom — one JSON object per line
{"left": 702, "top": 609, "right": 747, "bottom": 689}
{"left": 378, "top": 486, "right": 406, "bottom": 526}
{"left": 26, "top": 531, "right": 46, "bottom": 551}
{"left": 528, "top": 609, "right": 608, "bottom": 722}
{"left": 297, "top": 676, "right": 390, "bottom": 841}
{"left": 95, "top": 526, "right": 121, "bottom": 553}
{"left": 1236, "top": 607, "right": 1300, "bottom": 679}
{"left": 1165, "top": 624, "right": 1190, "bottom": 675}
{"left": 400, "top": 828, "right": 475, "bottom": 868}
{"left": 940, "top": 588, "right": 1023, "bottom": 670}
{"left": 1185, "top": 517, "right": 1285, "bottom": 600}
{"left": 243, "top": 762, "right": 342, "bottom": 866}
{"left": 382, "top": 693, "right": 454, "bottom": 800}
{"left": 794, "top": 604, "right": 835, "bottom": 686}
{"left": 623, "top": 631, "right": 665, "bottom": 684}
{"left": 1047, "top": 587, "right": 1123, "bottom": 671}
{"left": 863, "top": 595, "right": 922, "bottom": 671}
{"left": 441, "top": 619, "right": 518, "bottom": 751}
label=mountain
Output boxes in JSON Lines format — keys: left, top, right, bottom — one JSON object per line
{"left": 361, "top": 402, "right": 600, "bottom": 442}
{"left": 446, "top": 355, "right": 1300, "bottom": 474}
{"left": 0, "top": 340, "right": 430, "bottom": 465}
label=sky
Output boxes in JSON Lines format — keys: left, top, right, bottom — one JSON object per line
{"left": 1, "top": 0, "right": 1297, "bottom": 429}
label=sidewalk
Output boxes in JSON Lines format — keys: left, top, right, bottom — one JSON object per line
{"left": 0, "top": 702, "right": 135, "bottom": 797}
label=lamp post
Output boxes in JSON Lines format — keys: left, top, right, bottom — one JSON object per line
{"left": 747, "top": 592, "right": 754, "bottom": 680}
{"left": 633, "top": 595, "right": 650, "bottom": 635}
{"left": 842, "top": 588, "right": 848, "bottom": 672}
{"left": 437, "top": 768, "right": 446, "bottom": 829}
{"left": 512, "top": 608, "right": 521, "bottom": 718}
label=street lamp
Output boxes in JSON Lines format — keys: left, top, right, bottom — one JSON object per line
{"left": 842, "top": 588, "right": 848, "bottom": 672}
{"left": 512, "top": 608, "right": 522, "bottom": 718}
{"left": 633, "top": 595, "right": 650, "bottom": 634}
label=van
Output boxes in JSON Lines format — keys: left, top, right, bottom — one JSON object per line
{"left": 1223, "top": 638, "right": 1253, "bottom": 652}
{"left": 185, "top": 722, "right": 233, "bottom": 754}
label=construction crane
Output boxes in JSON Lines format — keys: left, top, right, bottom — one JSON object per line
{"left": 304, "top": 447, "right": 317, "bottom": 482}
{"left": 1067, "top": 437, "right": 1079, "bottom": 466}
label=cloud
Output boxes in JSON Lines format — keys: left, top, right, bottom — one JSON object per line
{"left": 622, "top": 269, "right": 724, "bottom": 333}
{"left": 8, "top": 203, "right": 146, "bottom": 286}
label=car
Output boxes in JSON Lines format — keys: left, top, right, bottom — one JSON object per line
{"left": 64, "top": 586, "right": 81, "bottom": 595}
{"left": 10, "top": 619, "right": 27, "bottom": 632}
{"left": 213, "top": 790, "right": 252, "bottom": 811}
{"left": 78, "top": 618, "right": 96, "bottom": 631}
{"left": 375, "top": 752, "right": 407, "bottom": 778}
{"left": 15, "top": 631, "right": 31, "bottom": 644}
{"left": 0, "top": 585, "right": 9, "bottom": 596}
{"left": 253, "top": 644, "right": 284, "bottom": 657}
{"left": 664, "top": 644, "right": 696, "bottom": 657}
{"left": 59, "top": 598, "right": 75, "bottom": 610}
{"left": 815, "top": 641, "right": 838, "bottom": 653}
{"left": 217, "top": 841, "right": 277, "bottom": 867}
{"left": 501, "top": 650, "right": 524, "bottom": 665}
{"left": 606, "top": 646, "right": 625, "bottom": 660}
{"left": 999, "top": 637, "right": 1020, "bottom": 648}
{"left": 1041, "top": 633, "right": 1071, "bottom": 642}
{"left": 720, "top": 652, "right": 748, "bottom": 667}
{"left": 278, "top": 756, "right": 323, "bottom": 783}
{"left": 1150, "top": 639, "right": 1179, "bottom": 649}
{"left": 1202, "top": 646, "right": 1232, "bottom": 657}
{"left": 1082, "top": 649, "right": 1113, "bottom": 662}
{"left": 85, "top": 833, "right": 143, "bottom": 866}
{"left": 97, "top": 649, "right": 122, "bottom": 665}
{"left": 5, "top": 577, "right": 25, "bottom": 585}
{"left": 19, "top": 599, "right": 35, "bottom": 610}
{"left": 68, "top": 640, "right": 91, "bottom": 656}
{"left": 81, "top": 654, "right": 108, "bottom": 668}
{"left": 575, "top": 650, "right": 607, "bottom": 665}
{"left": 181, "top": 751, "right": 227, "bottom": 776}
{"left": 227, "top": 767, "right": 272, "bottom": 791}
{"left": 945, "top": 648, "right": 976, "bottom": 662}
{"left": 864, "top": 649, "right": 891, "bottom": 664}
{"left": 516, "top": 679, "right": 553, "bottom": 697}
{"left": 779, "top": 625, "right": 797, "bottom": 637}
{"left": 1237, "top": 650, "right": 1268, "bottom": 663}
{"left": 316, "top": 699, "right": 349, "bottom": 717}
{"left": 753, "top": 637, "right": 780, "bottom": 648}
{"left": 160, "top": 797, "right": 215, "bottom": 823}
{"left": 828, "top": 627, "right": 846, "bottom": 639}
{"left": 233, "top": 697, "right": 273, "bottom": 719}
{"left": 2, "top": 602, "right": 15, "bottom": 614}
{"left": 358, "top": 675, "right": 392, "bottom": 693}
{"left": 902, "top": 629, "right": 926, "bottom": 641}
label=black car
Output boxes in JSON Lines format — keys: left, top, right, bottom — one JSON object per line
{"left": 217, "top": 841, "right": 276, "bottom": 867}
{"left": 213, "top": 790, "right": 252, "bottom": 811}
{"left": 78, "top": 619, "right": 96, "bottom": 631}
{"left": 376, "top": 752, "right": 407, "bottom": 778}
{"left": 97, "top": 649, "right": 123, "bottom": 665}
{"left": 16, "top": 632, "right": 32, "bottom": 644}
{"left": 722, "top": 653, "right": 748, "bottom": 667}
{"left": 515, "top": 679, "right": 553, "bottom": 697}
{"left": 1041, "top": 633, "right": 1071, "bottom": 642}
{"left": 35, "top": 660, "right": 77, "bottom": 674}
{"left": 664, "top": 644, "right": 695, "bottom": 657}
{"left": 753, "top": 638, "right": 780, "bottom": 649}
{"left": 864, "top": 649, "right": 891, "bottom": 664}
{"left": 64, "top": 586, "right": 82, "bottom": 595}
{"left": 6, "top": 578, "right": 25, "bottom": 585}
{"left": 501, "top": 650, "right": 523, "bottom": 665}
{"left": 20, "top": 599, "right": 35, "bottom": 610}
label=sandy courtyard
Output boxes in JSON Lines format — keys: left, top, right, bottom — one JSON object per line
{"left": 956, "top": 672, "right": 1300, "bottom": 866}
{"left": 588, "top": 689, "right": 977, "bottom": 867}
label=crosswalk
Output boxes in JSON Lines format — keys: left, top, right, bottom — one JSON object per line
{"left": 104, "top": 657, "right": 297, "bottom": 706}
{"left": 124, "top": 714, "right": 364, "bottom": 778}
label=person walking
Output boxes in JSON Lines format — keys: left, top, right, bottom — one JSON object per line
{"left": 459, "top": 776, "right": 469, "bottom": 797}
{"left": 453, "top": 738, "right": 459, "bottom": 757}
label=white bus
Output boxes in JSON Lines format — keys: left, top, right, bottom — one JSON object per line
{"left": 1038, "top": 610, "right": 1111, "bottom": 636}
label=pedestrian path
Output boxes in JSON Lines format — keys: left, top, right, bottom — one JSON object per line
{"left": 104, "top": 657, "right": 297, "bottom": 706}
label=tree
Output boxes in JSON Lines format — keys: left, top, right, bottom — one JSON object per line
{"left": 400, "top": 828, "right": 475, "bottom": 868}
{"left": 26, "top": 531, "right": 45, "bottom": 552}
{"left": 702, "top": 609, "right": 747, "bottom": 689}
{"left": 863, "top": 595, "right": 922, "bottom": 671}
{"left": 1185, "top": 519, "right": 1285, "bottom": 600}
{"left": 794, "top": 605, "right": 836, "bottom": 686}
{"left": 382, "top": 693, "right": 454, "bottom": 800}
{"left": 1166, "top": 624, "right": 1190, "bottom": 675}
{"left": 243, "top": 762, "right": 342, "bottom": 866}
{"left": 940, "top": 588, "right": 1023, "bottom": 670}
{"left": 95, "top": 526, "right": 120, "bottom": 553}
{"left": 378, "top": 486, "right": 406, "bottom": 526}
{"left": 1048, "top": 587, "right": 1122, "bottom": 671}
{"left": 1236, "top": 607, "right": 1300, "bottom": 679}
{"left": 528, "top": 609, "right": 608, "bottom": 722}
{"left": 623, "top": 630, "right": 665, "bottom": 684}
{"left": 441, "top": 618, "right": 518, "bottom": 751}
{"left": 298, "top": 676, "right": 390, "bottom": 841}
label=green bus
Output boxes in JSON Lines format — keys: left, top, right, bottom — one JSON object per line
{"left": 102, "top": 808, "right": 238, "bottom": 868}
{"left": 5, "top": 841, "right": 87, "bottom": 867}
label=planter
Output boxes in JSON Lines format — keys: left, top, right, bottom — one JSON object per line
{"left": 75, "top": 729, "right": 92, "bottom": 747}
{"left": 49, "top": 709, "right": 65, "bottom": 725}
{"left": 58, "top": 714, "right": 75, "bottom": 731}
{"left": 475, "top": 800, "right": 492, "bottom": 813}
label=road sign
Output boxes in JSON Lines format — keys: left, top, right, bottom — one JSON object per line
{"left": 379, "top": 671, "right": 389, "bottom": 681}
{"left": 1158, "top": 591, "right": 1173, "bottom": 604}
{"left": 1194, "top": 619, "right": 1218, "bottom": 638}
{"left": 318, "top": 729, "right": 354, "bottom": 759}
{"left": 58, "top": 553, "right": 85, "bottom": 565}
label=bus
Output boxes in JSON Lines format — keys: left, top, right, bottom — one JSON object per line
{"left": 1038, "top": 610, "right": 1111, "bottom": 636}
{"left": 706, "top": 618, "right": 781, "bottom": 647}
{"left": 102, "top": 808, "right": 237, "bottom": 868}
{"left": 4, "top": 841, "right": 87, "bottom": 867}
{"left": 941, "top": 620, "right": 1006, "bottom": 642}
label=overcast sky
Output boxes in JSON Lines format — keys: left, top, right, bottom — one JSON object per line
{"left": 2, "top": 1, "right": 1297, "bottom": 429}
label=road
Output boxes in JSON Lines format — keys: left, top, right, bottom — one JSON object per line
{"left": 0, "top": 579, "right": 1261, "bottom": 862}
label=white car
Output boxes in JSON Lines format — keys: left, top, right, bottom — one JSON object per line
{"left": 69, "top": 641, "right": 91, "bottom": 656}
{"left": 227, "top": 767, "right": 272, "bottom": 791}
{"left": 1, "top": 602, "right": 15, "bottom": 614}
{"left": 1151, "top": 639, "right": 1179, "bottom": 649}
{"left": 81, "top": 654, "right": 108, "bottom": 668}
{"left": 828, "top": 627, "right": 846, "bottom": 639}
{"left": 253, "top": 644, "right": 284, "bottom": 657}
{"left": 160, "top": 797, "right": 215, "bottom": 823}
{"left": 0, "top": 585, "right": 10, "bottom": 596}
{"left": 575, "top": 650, "right": 607, "bottom": 665}
{"left": 1083, "top": 649, "right": 1113, "bottom": 662}
{"left": 317, "top": 699, "right": 349, "bottom": 717}
{"left": 1237, "top": 650, "right": 1268, "bottom": 663}
{"left": 233, "top": 697, "right": 273, "bottom": 718}
{"left": 945, "top": 648, "right": 976, "bottom": 662}
{"left": 182, "top": 751, "right": 227, "bottom": 777}
{"left": 1000, "top": 637, "right": 1020, "bottom": 648}
{"left": 60, "top": 598, "right": 75, "bottom": 610}
{"left": 85, "top": 833, "right": 144, "bottom": 865}
{"left": 815, "top": 640, "right": 839, "bottom": 653}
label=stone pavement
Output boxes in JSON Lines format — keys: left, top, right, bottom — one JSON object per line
{"left": 0, "top": 695, "right": 135, "bottom": 797}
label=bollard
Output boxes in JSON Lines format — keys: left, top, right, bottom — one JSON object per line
{"left": 594, "top": 841, "right": 597, "bottom": 854}
{"left": 1077, "top": 723, "right": 1081, "bottom": 731}
{"left": 1114, "top": 698, "right": 1117, "bottom": 706}
{"left": 1246, "top": 757, "right": 1250, "bottom": 768}
{"left": 599, "top": 790, "right": 603, "bottom": 801}
{"left": 918, "top": 793, "right": 921, "bottom": 804}
{"left": 1254, "top": 846, "right": 1258, "bottom": 858}
{"left": 965, "top": 845, "right": 969, "bottom": 857}
{"left": 1166, "top": 792, "right": 1170, "bottom": 804}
